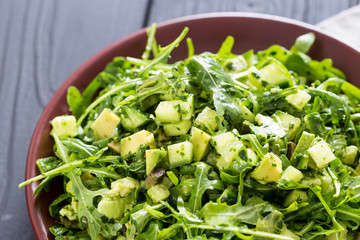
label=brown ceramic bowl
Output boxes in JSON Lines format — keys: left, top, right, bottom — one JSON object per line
{"left": 25, "top": 12, "right": 360, "bottom": 239}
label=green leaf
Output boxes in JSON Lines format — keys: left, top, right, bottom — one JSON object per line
{"left": 49, "top": 193, "right": 72, "bottom": 218}
{"left": 187, "top": 162, "right": 224, "bottom": 213}
{"left": 187, "top": 54, "right": 242, "bottom": 124}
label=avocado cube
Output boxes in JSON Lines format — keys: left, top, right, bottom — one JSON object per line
{"left": 342, "top": 145, "right": 358, "bottom": 165}
{"left": 120, "top": 130, "right": 156, "bottom": 157}
{"left": 307, "top": 140, "right": 336, "bottom": 168}
{"left": 147, "top": 184, "right": 170, "bottom": 203}
{"left": 189, "top": 127, "right": 211, "bottom": 161}
{"left": 272, "top": 111, "right": 301, "bottom": 140}
{"left": 155, "top": 100, "right": 182, "bottom": 123}
{"left": 286, "top": 90, "right": 311, "bottom": 110}
{"left": 280, "top": 166, "right": 303, "bottom": 183}
{"left": 194, "top": 107, "right": 222, "bottom": 131}
{"left": 51, "top": 115, "right": 78, "bottom": 138}
{"left": 108, "top": 141, "right": 121, "bottom": 153}
{"left": 97, "top": 197, "right": 126, "bottom": 220}
{"left": 163, "top": 120, "right": 192, "bottom": 136}
{"left": 251, "top": 152, "right": 283, "bottom": 184}
{"left": 106, "top": 177, "right": 140, "bottom": 198}
{"left": 146, "top": 149, "right": 167, "bottom": 175}
{"left": 91, "top": 108, "right": 120, "bottom": 139}
{"left": 120, "top": 106, "right": 149, "bottom": 132}
{"left": 283, "top": 190, "right": 308, "bottom": 207}
{"left": 168, "top": 141, "right": 193, "bottom": 168}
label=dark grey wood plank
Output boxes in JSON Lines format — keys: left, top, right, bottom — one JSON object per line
{"left": 0, "top": 0, "right": 148, "bottom": 238}
{"left": 147, "top": 0, "right": 355, "bottom": 25}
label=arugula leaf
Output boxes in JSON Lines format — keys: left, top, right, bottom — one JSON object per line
{"left": 187, "top": 162, "right": 224, "bottom": 213}
{"left": 187, "top": 54, "right": 242, "bottom": 124}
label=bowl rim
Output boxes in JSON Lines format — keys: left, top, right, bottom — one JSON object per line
{"left": 24, "top": 12, "right": 360, "bottom": 239}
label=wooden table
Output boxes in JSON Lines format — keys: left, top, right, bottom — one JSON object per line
{"left": 0, "top": 0, "right": 359, "bottom": 239}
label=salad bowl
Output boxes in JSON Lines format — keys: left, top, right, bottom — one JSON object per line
{"left": 25, "top": 12, "right": 360, "bottom": 239}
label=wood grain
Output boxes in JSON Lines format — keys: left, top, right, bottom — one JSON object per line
{"left": 146, "top": 0, "right": 356, "bottom": 25}
{"left": 0, "top": 0, "right": 358, "bottom": 239}
{"left": 0, "top": 0, "right": 147, "bottom": 239}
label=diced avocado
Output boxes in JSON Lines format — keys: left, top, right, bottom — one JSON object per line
{"left": 260, "top": 60, "right": 292, "bottom": 88}
{"left": 251, "top": 152, "right": 283, "bottom": 184}
{"left": 91, "top": 108, "right": 120, "bottom": 139}
{"left": 307, "top": 139, "right": 336, "bottom": 168}
{"left": 194, "top": 107, "right": 222, "bottom": 131}
{"left": 163, "top": 120, "right": 192, "bottom": 136}
{"left": 283, "top": 190, "right": 308, "bottom": 207}
{"left": 97, "top": 197, "right": 126, "bottom": 220}
{"left": 105, "top": 177, "right": 140, "bottom": 199}
{"left": 108, "top": 141, "right": 121, "bottom": 153}
{"left": 280, "top": 166, "right": 303, "bottom": 183}
{"left": 146, "top": 149, "right": 167, "bottom": 175}
{"left": 168, "top": 141, "right": 193, "bottom": 168}
{"left": 147, "top": 184, "right": 170, "bottom": 203}
{"left": 286, "top": 90, "right": 311, "bottom": 110}
{"left": 155, "top": 100, "right": 182, "bottom": 123}
{"left": 51, "top": 115, "right": 78, "bottom": 138}
{"left": 189, "top": 127, "right": 211, "bottom": 161}
{"left": 255, "top": 113, "right": 286, "bottom": 137}
{"left": 246, "top": 148, "right": 259, "bottom": 166}
{"left": 342, "top": 145, "right": 358, "bottom": 165}
{"left": 120, "top": 130, "right": 156, "bottom": 157}
{"left": 140, "top": 95, "right": 160, "bottom": 111}
{"left": 59, "top": 204, "right": 77, "bottom": 221}
{"left": 216, "top": 156, "right": 232, "bottom": 170}
{"left": 212, "top": 132, "right": 243, "bottom": 164}
{"left": 120, "top": 106, "right": 149, "bottom": 132}
{"left": 272, "top": 111, "right": 301, "bottom": 140}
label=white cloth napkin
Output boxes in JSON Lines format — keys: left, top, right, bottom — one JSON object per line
{"left": 317, "top": 5, "right": 360, "bottom": 48}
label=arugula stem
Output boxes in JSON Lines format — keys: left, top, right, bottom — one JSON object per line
{"left": 298, "top": 220, "right": 315, "bottom": 236}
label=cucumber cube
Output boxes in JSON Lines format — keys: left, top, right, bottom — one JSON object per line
{"left": 168, "top": 141, "right": 193, "bottom": 168}
{"left": 283, "top": 190, "right": 308, "bottom": 207}
{"left": 280, "top": 166, "right": 303, "bottom": 183}
{"left": 260, "top": 61, "right": 292, "bottom": 88}
{"left": 342, "top": 145, "right": 358, "bottom": 165}
{"left": 194, "top": 107, "right": 222, "bottom": 131}
{"left": 189, "top": 127, "right": 211, "bottom": 161}
{"left": 155, "top": 100, "right": 182, "bottom": 123}
{"left": 307, "top": 140, "right": 336, "bottom": 168}
{"left": 272, "top": 111, "right": 301, "bottom": 140}
{"left": 97, "top": 197, "right": 126, "bottom": 220}
{"left": 120, "top": 106, "right": 149, "bottom": 132}
{"left": 163, "top": 120, "right": 192, "bottom": 136}
{"left": 51, "top": 115, "right": 78, "bottom": 138}
{"left": 212, "top": 132, "right": 243, "bottom": 166}
{"left": 146, "top": 148, "right": 167, "bottom": 175}
{"left": 91, "top": 108, "right": 120, "bottom": 139}
{"left": 286, "top": 90, "right": 311, "bottom": 110}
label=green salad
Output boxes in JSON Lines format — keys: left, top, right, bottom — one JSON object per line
{"left": 20, "top": 24, "right": 360, "bottom": 239}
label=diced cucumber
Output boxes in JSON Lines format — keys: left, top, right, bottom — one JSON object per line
{"left": 147, "top": 184, "right": 170, "bottom": 203}
{"left": 272, "top": 111, "right": 301, "bottom": 140}
{"left": 307, "top": 139, "right": 336, "bottom": 168}
{"left": 212, "top": 132, "right": 243, "bottom": 164}
{"left": 189, "top": 127, "right": 211, "bottom": 161}
{"left": 255, "top": 113, "right": 286, "bottom": 137}
{"left": 105, "top": 177, "right": 140, "bottom": 198}
{"left": 251, "top": 152, "right": 283, "bottom": 184}
{"left": 280, "top": 166, "right": 303, "bottom": 183}
{"left": 247, "top": 66, "right": 263, "bottom": 89}
{"left": 283, "top": 190, "right": 308, "bottom": 207}
{"left": 194, "top": 107, "right": 222, "bottom": 131}
{"left": 163, "top": 120, "right": 192, "bottom": 136}
{"left": 146, "top": 148, "right": 167, "bottom": 175}
{"left": 51, "top": 115, "right": 78, "bottom": 138}
{"left": 107, "top": 141, "right": 121, "bottom": 153}
{"left": 180, "top": 95, "right": 194, "bottom": 120}
{"left": 91, "top": 108, "right": 120, "bottom": 139}
{"left": 168, "top": 141, "right": 193, "bottom": 168}
{"left": 342, "top": 145, "right": 358, "bottom": 165}
{"left": 155, "top": 100, "right": 182, "bottom": 123}
{"left": 260, "top": 59, "right": 292, "bottom": 88}
{"left": 120, "top": 106, "right": 149, "bottom": 132}
{"left": 120, "top": 130, "right": 156, "bottom": 157}
{"left": 286, "top": 90, "right": 311, "bottom": 110}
